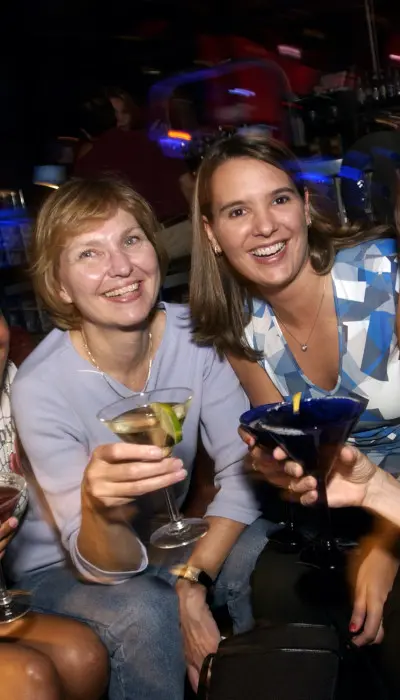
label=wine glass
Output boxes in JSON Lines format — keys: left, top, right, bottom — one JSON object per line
{"left": 97, "top": 388, "right": 209, "bottom": 549}
{"left": 241, "top": 404, "right": 304, "bottom": 554}
{"left": 241, "top": 396, "right": 364, "bottom": 571}
{"left": 0, "top": 472, "right": 30, "bottom": 623}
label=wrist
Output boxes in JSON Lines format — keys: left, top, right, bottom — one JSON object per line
{"left": 81, "top": 487, "right": 136, "bottom": 525}
{"left": 174, "top": 564, "right": 214, "bottom": 597}
{"left": 176, "top": 577, "right": 208, "bottom": 600}
{"left": 363, "top": 468, "right": 387, "bottom": 513}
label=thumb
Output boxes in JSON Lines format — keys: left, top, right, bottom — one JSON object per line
{"left": 339, "top": 444, "right": 359, "bottom": 466}
{"left": 188, "top": 664, "right": 199, "bottom": 692}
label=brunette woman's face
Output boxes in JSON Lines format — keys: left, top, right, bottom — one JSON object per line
{"left": 205, "top": 157, "right": 310, "bottom": 292}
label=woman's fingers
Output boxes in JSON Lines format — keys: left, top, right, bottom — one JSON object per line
{"left": 95, "top": 442, "right": 170, "bottom": 464}
{"left": 283, "top": 461, "right": 305, "bottom": 479}
{"left": 84, "top": 448, "right": 188, "bottom": 507}
{"left": 238, "top": 426, "right": 255, "bottom": 447}
{"left": 93, "top": 469, "right": 188, "bottom": 501}
{"left": 98, "top": 457, "right": 185, "bottom": 483}
{"left": 299, "top": 490, "right": 319, "bottom": 506}
{"left": 272, "top": 446, "right": 288, "bottom": 461}
{"left": 289, "top": 475, "right": 318, "bottom": 493}
{"left": 0, "top": 517, "right": 19, "bottom": 556}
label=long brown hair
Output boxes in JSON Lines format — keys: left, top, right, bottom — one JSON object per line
{"left": 190, "top": 133, "right": 394, "bottom": 360}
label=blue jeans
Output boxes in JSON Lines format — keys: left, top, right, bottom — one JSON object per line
{"left": 16, "top": 518, "right": 272, "bottom": 700}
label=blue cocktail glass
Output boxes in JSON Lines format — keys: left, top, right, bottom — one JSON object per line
{"left": 241, "top": 396, "right": 364, "bottom": 570}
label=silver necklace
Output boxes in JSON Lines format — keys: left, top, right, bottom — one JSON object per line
{"left": 273, "top": 277, "right": 327, "bottom": 353}
{"left": 81, "top": 330, "right": 153, "bottom": 393}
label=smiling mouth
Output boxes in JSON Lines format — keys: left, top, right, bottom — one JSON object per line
{"left": 104, "top": 282, "right": 140, "bottom": 298}
{"left": 251, "top": 241, "right": 286, "bottom": 258}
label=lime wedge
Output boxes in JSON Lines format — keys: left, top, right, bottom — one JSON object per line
{"left": 172, "top": 403, "right": 186, "bottom": 421}
{"left": 150, "top": 402, "right": 183, "bottom": 445}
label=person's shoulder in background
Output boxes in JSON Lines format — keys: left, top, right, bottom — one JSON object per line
{"left": 9, "top": 327, "right": 36, "bottom": 368}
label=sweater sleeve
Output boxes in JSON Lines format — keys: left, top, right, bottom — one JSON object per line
{"left": 11, "top": 374, "right": 148, "bottom": 583}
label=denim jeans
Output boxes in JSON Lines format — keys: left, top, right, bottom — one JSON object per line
{"left": 15, "top": 518, "right": 273, "bottom": 700}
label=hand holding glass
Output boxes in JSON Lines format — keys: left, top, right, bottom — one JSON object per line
{"left": 0, "top": 472, "right": 30, "bottom": 623}
{"left": 98, "top": 388, "right": 209, "bottom": 548}
{"left": 241, "top": 396, "right": 364, "bottom": 570}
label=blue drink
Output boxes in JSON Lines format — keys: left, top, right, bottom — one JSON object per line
{"left": 241, "top": 396, "right": 364, "bottom": 569}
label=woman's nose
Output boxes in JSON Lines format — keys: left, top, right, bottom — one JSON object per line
{"left": 253, "top": 209, "right": 277, "bottom": 236}
{"left": 108, "top": 250, "right": 132, "bottom": 276}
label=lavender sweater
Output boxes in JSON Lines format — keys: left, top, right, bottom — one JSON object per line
{"left": 8, "top": 303, "right": 260, "bottom": 583}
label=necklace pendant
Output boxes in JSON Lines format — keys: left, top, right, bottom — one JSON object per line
{"left": 301, "top": 344, "right": 308, "bottom": 352}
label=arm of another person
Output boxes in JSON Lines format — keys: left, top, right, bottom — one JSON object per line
{"left": 227, "top": 352, "right": 283, "bottom": 407}
{"left": 177, "top": 351, "right": 263, "bottom": 688}
{"left": 283, "top": 444, "right": 400, "bottom": 526}
{"left": 11, "top": 376, "right": 148, "bottom": 582}
{"left": 183, "top": 350, "right": 263, "bottom": 577}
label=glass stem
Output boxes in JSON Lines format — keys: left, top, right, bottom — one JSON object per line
{"left": 317, "top": 476, "right": 335, "bottom": 546}
{"left": 164, "top": 488, "right": 184, "bottom": 525}
{"left": 287, "top": 500, "right": 296, "bottom": 530}
{"left": 0, "top": 561, "right": 12, "bottom": 607}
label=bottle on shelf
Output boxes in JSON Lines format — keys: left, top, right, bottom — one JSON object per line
{"left": 386, "top": 67, "right": 395, "bottom": 103}
{"left": 356, "top": 75, "right": 366, "bottom": 107}
{"left": 379, "top": 70, "right": 387, "bottom": 104}
{"left": 364, "top": 72, "right": 373, "bottom": 106}
{"left": 371, "top": 73, "right": 380, "bottom": 102}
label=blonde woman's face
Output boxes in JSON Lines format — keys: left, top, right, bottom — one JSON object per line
{"left": 58, "top": 208, "right": 160, "bottom": 330}
{"left": 204, "top": 157, "right": 310, "bottom": 292}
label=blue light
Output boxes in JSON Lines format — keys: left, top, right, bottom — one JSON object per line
{"left": 228, "top": 88, "right": 256, "bottom": 97}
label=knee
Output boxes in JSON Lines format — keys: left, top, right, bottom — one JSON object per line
{"left": 55, "top": 624, "right": 109, "bottom": 698}
{"left": 24, "top": 651, "right": 61, "bottom": 688}
{"left": 2, "top": 646, "right": 62, "bottom": 699}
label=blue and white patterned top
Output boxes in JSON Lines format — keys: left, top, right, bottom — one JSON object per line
{"left": 245, "top": 238, "right": 400, "bottom": 474}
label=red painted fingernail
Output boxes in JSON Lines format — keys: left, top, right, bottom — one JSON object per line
{"left": 349, "top": 623, "right": 358, "bottom": 633}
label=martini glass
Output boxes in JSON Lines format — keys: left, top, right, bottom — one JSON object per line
{"left": 98, "top": 388, "right": 209, "bottom": 549}
{"left": 241, "top": 403, "right": 304, "bottom": 553}
{"left": 0, "top": 472, "right": 30, "bottom": 623}
{"left": 241, "top": 396, "right": 364, "bottom": 571}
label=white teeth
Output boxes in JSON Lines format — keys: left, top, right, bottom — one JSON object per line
{"left": 104, "top": 283, "right": 139, "bottom": 298}
{"left": 252, "top": 242, "right": 285, "bottom": 257}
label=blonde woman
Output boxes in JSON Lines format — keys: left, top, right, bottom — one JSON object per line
{"left": 10, "top": 176, "right": 271, "bottom": 698}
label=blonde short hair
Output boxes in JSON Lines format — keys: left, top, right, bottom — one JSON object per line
{"left": 32, "top": 176, "right": 168, "bottom": 330}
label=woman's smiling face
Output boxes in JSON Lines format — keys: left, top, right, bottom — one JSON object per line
{"left": 205, "top": 157, "right": 310, "bottom": 292}
{"left": 58, "top": 208, "right": 161, "bottom": 330}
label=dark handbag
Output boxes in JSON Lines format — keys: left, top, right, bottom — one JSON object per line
{"left": 197, "top": 622, "right": 340, "bottom": 700}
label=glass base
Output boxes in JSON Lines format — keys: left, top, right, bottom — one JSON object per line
{"left": 0, "top": 590, "right": 30, "bottom": 624}
{"left": 150, "top": 518, "right": 209, "bottom": 549}
{"left": 299, "top": 539, "right": 345, "bottom": 572}
{"left": 268, "top": 524, "right": 304, "bottom": 554}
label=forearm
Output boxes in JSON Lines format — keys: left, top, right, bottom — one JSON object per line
{"left": 184, "top": 516, "right": 246, "bottom": 579}
{"left": 77, "top": 492, "right": 146, "bottom": 574}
